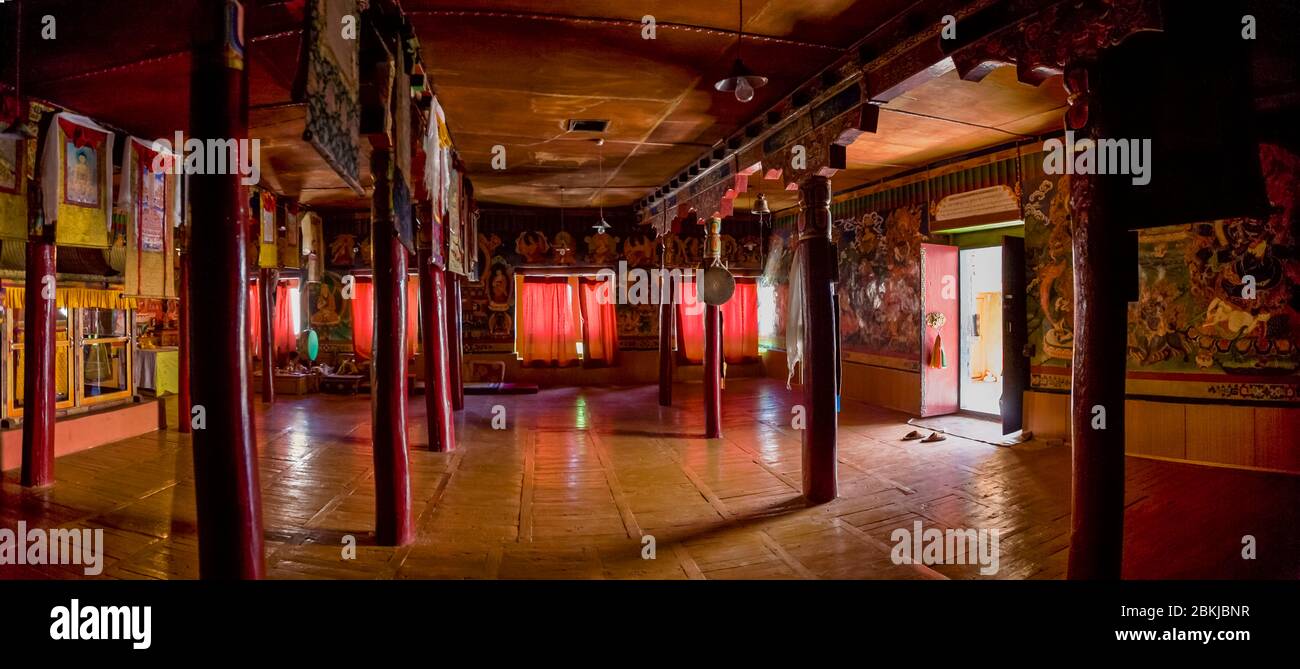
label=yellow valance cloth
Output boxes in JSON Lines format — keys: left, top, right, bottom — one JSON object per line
{"left": 3, "top": 286, "right": 137, "bottom": 310}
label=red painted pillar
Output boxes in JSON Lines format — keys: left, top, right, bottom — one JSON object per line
{"left": 370, "top": 147, "right": 414, "bottom": 546}
{"left": 445, "top": 273, "right": 464, "bottom": 411}
{"left": 259, "top": 268, "right": 276, "bottom": 403}
{"left": 1066, "top": 63, "right": 1126, "bottom": 580}
{"left": 20, "top": 229, "right": 56, "bottom": 487}
{"left": 799, "top": 175, "right": 838, "bottom": 504}
{"left": 657, "top": 275, "right": 674, "bottom": 407}
{"left": 703, "top": 303, "right": 722, "bottom": 438}
{"left": 178, "top": 251, "right": 192, "bottom": 433}
{"left": 418, "top": 246, "right": 456, "bottom": 452}
{"left": 188, "top": 0, "right": 265, "bottom": 579}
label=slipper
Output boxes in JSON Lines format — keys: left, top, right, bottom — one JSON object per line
{"left": 901, "top": 430, "right": 925, "bottom": 441}
{"left": 920, "top": 431, "right": 947, "bottom": 443}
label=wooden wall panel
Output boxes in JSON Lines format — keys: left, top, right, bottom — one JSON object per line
{"left": 1254, "top": 408, "right": 1300, "bottom": 472}
{"left": 1186, "top": 405, "right": 1256, "bottom": 468}
{"left": 1125, "top": 400, "right": 1187, "bottom": 460}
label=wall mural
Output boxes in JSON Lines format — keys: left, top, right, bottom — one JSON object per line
{"left": 307, "top": 271, "right": 356, "bottom": 356}
{"left": 463, "top": 231, "right": 515, "bottom": 353}
{"left": 1126, "top": 144, "right": 1299, "bottom": 402}
{"left": 835, "top": 205, "right": 924, "bottom": 370}
{"left": 1021, "top": 144, "right": 1300, "bottom": 403}
{"left": 1022, "top": 169, "right": 1074, "bottom": 391}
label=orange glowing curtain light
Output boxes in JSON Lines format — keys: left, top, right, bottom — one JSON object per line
{"left": 274, "top": 280, "right": 297, "bottom": 364}
{"left": 351, "top": 278, "right": 374, "bottom": 361}
{"left": 676, "top": 279, "right": 705, "bottom": 364}
{"left": 247, "top": 280, "right": 261, "bottom": 362}
{"left": 578, "top": 277, "right": 619, "bottom": 367}
{"left": 519, "top": 277, "right": 578, "bottom": 367}
{"left": 406, "top": 278, "right": 419, "bottom": 360}
{"left": 720, "top": 278, "right": 760, "bottom": 363}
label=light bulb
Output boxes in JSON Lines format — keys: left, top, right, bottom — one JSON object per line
{"left": 735, "top": 78, "right": 755, "bottom": 103}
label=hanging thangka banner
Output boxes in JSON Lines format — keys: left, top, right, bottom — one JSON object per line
{"left": 257, "top": 189, "right": 278, "bottom": 268}
{"left": 119, "top": 138, "right": 178, "bottom": 299}
{"left": 298, "top": 0, "right": 363, "bottom": 194}
{"left": 446, "top": 166, "right": 465, "bottom": 275}
{"left": 279, "top": 201, "right": 302, "bottom": 269}
{"left": 0, "top": 133, "right": 29, "bottom": 240}
{"left": 40, "top": 113, "right": 115, "bottom": 248}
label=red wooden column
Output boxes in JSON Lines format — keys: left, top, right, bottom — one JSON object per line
{"left": 188, "top": 0, "right": 265, "bottom": 579}
{"left": 20, "top": 228, "right": 57, "bottom": 487}
{"left": 370, "top": 147, "right": 414, "bottom": 546}
{"left": 418, "top": 246, "right": 456, "bottom": 452}
{"left": 703, "top": 305, "right": 722, "bottom": 437}
{"left": 1066, "top": 62, "right": 1127, "bottom": 580}
{"left": 445, "top": 273, "right": 464, "bottom": 411}
{"left": 657, "top": 266, "right": 674, "bottom": 407}
{"left": 799, "top": 175, "right": 838, "bottom": 504}
{"left": 702, "top": 218, "right": 723, "bottom": 439}
{"left": 178, "top": 250, "right": 193, "bottom": 433}
{"left": 258, "top": 268, "right": 276, "bottom": 403}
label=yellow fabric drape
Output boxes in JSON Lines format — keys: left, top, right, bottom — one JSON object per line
{"left": 4, "top": 286, "right": 137, "bottom": 310}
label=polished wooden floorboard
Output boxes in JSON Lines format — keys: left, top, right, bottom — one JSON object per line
{"left": 2, "top": 379, "right": 1296, "bottom": 579}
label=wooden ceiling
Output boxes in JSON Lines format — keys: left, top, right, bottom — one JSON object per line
{"left": 408, "top": 0, "right": 917, "bottom": 208}
{"left": 7, "top": 0, "right": 1069, "bottom": 213}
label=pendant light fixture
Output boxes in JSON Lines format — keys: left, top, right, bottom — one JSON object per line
{"left": 714, "top": 0, "right": 768, "bottom": 103}
{"left": 592, "top": 138, "right": 612, "bottom": 234}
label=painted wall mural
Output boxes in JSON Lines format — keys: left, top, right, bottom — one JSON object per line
{"left": 307, "top": 271, "right": 356, "bottom": 356}
{"left": 1022, "top": 167, "right": 1074, "bottom": 391}
{"left": 1125, "top": 144, "right": 1300, "bottom": 402}
{"left": 1020, "top": 144, "right": 1300, "bottom": 403}
{"left": 835, "top": 205, "right": 924, "bottom": 370}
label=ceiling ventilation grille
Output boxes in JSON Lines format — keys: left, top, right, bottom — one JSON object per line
{"left": 565, "top": 119, "right": 610, "bottom": 132}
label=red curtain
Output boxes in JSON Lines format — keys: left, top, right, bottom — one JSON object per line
{"left": 247, "top": 280, "right": 261, "bottom": 362}
{"left": 675, "top": 279, "right": 704, "bottom": 364}
{"left": 518, "top": 277, "right": 578, "bottom": 367}
{"left": 274, "top": 280, "right": 297, "bottom": 364}
{"left": 578, "top": 278, "right": 618, "bottom": 367}
{"left": 351, "top": 279, "right": 374, "bottom": 360}
{"left": 721, "top": 279, "right": 760, "bottom": 363}
{"left": 406, "top": 278, "right": 420, "bottom": 360}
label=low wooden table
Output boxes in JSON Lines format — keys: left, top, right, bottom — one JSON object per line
{"left": 319, "top": 374, "right": 365, "bottom": 394}
{"left": 253, "top": 373, "right": 320, "bottom": 395}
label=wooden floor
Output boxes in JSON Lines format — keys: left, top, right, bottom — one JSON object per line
{"left": 1, "top": 379, "right": 1296, "bottom": 579}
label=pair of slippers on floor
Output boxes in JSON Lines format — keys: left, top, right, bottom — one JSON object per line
{"left": 902, "top": 430, "right": 946, "bottom": 443}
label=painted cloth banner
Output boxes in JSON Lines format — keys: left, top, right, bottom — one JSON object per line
{"left": 0, "top": 134, "right": 29, "bottom": 240}
{"left": 119, "top": 138, "right": 178, "bottom": 299}
{"left": 423, "top": 97, "right": 453, "bottom": 222}
{"left": 300, "top": 0, "right": 363, "bottom": 194}
{"left": 41, "top": 112, "right": 115, "bottom": 247}
{"left": 257, "top": 190, "right": 278, "bottom": 268}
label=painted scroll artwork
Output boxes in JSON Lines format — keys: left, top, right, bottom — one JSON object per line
{"left": 300, "top": 0, "right": 362, "bottom": 193}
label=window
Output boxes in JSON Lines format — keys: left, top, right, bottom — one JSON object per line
{"left": 516, "top": 277, "right": 579, "bottom": 367}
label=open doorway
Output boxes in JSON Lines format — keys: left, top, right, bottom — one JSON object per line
{"left": 959, "top": 246, "right": 1003, "bottom": 415}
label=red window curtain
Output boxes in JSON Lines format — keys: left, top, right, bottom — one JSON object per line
{"left": 675, "top": 279, "right": 704, "bottom": 364}
{"left": 721, "top": 279, "right": 760, "bottom": 363}
{"left": 274, "top": 280, "right": 297, "bottom": 364}
{"left": 351, "top": 279, "right": 374, "bottom": 361}
{"left": 406, "top": 278, "right": 420, "bottom": 360}
{"left": 578, "top": 277, "right": 618, "bottom": 367}
{"left": 518, "top": 277, "right": 578, "bottom": 367}
{"left": 247, "top": 280, "right": 261, "bottom": 362}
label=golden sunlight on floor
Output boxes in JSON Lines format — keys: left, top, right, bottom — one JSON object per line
{"left": 2, "top": 379, "right": 1296, "bottom": 579}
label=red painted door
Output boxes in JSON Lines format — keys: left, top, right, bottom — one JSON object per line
{"left": 920, "top": 243, "right": 959, "bottom": 417}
